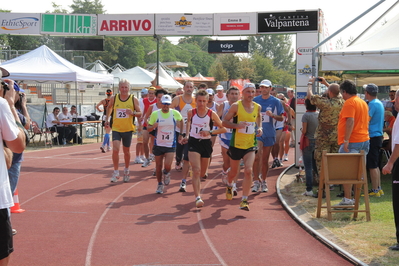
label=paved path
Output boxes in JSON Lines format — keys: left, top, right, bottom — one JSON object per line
{"left": 9, "top": 142, "right": 352, "bottom": 266}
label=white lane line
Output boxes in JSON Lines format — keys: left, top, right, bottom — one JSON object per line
{"left": 85, "top": 177, "right": 151, "bottom": 266}
{"left": 197, "top": 172, "right": 227, "bottom": 266}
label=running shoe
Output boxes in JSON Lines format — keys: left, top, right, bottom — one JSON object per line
{"left": 163, "top": 171, "right": 171, "bottom": 185}
{"left": 271, "top": 158, "right": 278, "bottom": 169}
{"left": 240, "top": 159, "right": 244, "bottom": 167}
{"left": 196, "top": 198, "right": 204, "bottom": 208}
{"left": 221, "top": 171, "right": 228, "bottom": 185}
{"left": 100, "top": 146, "right": 106, "bottom": 153}
{"left": 152, "top": 169, "right": 156, "bottom": 176}
{"left": 156, "top": 184, "right": 164, "bottom": 194}
{"left": 261, "top": 181, "right": 268, "bottom": 193}
{"left": 202, "top": 174, "right": 208, "bottom": 179}
{"left": 179, "top": 182, "right": 186, "bottom": 192}
{"left": 142, "top": 158, "right": 151, "bottom": 167}
{"left": 123, "top": 169, "right": 130, "bottom": 183}
{"left": 134, "top": 157, "right": 144, "bottom": 164}
{"left": 333, "top": 198, "right": 355, "bottom": 210}
{"left": 149, "top": 154, "right": 155, "bottom": 162}
{"left": 233, "top": 184, "right": 238, "bottom": 196}
{"left": 175, "top": 162, "right": 183, "bottom": 171}
{"left": 368, "top": 190, "right": 381, "bottom": 197}
{"left": 283, "top": 155, "right": 288, "bottom": 161}
{"left": 107, "top": 146, "right": 112, "bottom": 152}
{"left": 252, "top": 180, "right": 260, "bottom": 192}
{"left": 279, "top": 159, "right": 284, "bottom": 167}
{"left": 379, "top": 189, "right": 385, "bottom": 196}
{"left": 239, "top": 199, "right": 250, "bottom": 211}
{"left": 302, "top": 190, "right": 314, "bottom": 196}
{"left": 110, "top": 172, "right": 119, "bottom": 183}
{"left": 226, "top": 186, "right": 233, "bottom": 200}
{"left": 12, "top": 229, "right": 17, "bottom": 235}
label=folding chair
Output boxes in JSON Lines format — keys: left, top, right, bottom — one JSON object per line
{"left": 316, "top": 150, "right": 371, "bottom": 221}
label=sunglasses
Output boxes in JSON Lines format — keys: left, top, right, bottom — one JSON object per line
{"left": 162, "top": 103, "right": 171, "bottom": 105}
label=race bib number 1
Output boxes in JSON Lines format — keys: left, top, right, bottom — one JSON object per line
{"left": 238, "top": 122, "right": 255, "bottom": 134}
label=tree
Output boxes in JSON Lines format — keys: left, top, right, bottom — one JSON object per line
{"left": 248, "top": 35, "right": 294, "bottom": 71}
{"left": 209, "top": 62, "right": 228, "bottom": 82}
{"left": 70, "top": 0, "right": 105, "bottom": 14}
{"left": 48, "top": 2, "right": 69, "bottom": 13}
{"left": 217, "top": 54, "right": 241, "bottom": 79}
{"left": 238, "top": 56, "right": 255, "bottom": 80}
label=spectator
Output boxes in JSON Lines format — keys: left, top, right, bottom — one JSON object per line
{"left": 364, "top": 84, "right": 385, "bottom": 197}
{"left": 301, "top": 99, "right": 319, "bottom": 196}
{"left": 287, "top": 88, "right": 296, "bottom": 147}
{"left": 334, "top": 80, "right": 369, "bottom": 208}
{"left": 70, "top": 105, "right": 78, "bottom": 118}
{"left": 385, "top": 89, "right": 397, "bottom": 117}
{"left": 96, "top": 89, "right": 113, "bottom": 153}
{"left": 46, "top": 107, "right": 73, "bottom": 144}
{"left": 0, "top": 73, "right": 27, "bottom": 266}
{"left": 214, "top": 85, "right": 227, "bottom": 105}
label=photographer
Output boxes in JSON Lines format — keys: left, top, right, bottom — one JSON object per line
{"left": 0, "top": 67, "right": 27, "bottom": 266}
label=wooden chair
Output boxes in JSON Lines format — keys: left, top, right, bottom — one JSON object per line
{"left": 316, "top": 150, "right": 371, "bottom": 221}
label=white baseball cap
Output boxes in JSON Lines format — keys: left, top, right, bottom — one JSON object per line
{"left": 243, "top": 83, "right": 256, "bottom": 90}
{"left": 206, "top": 88, "right": 215, "bottom": 95}
{"left": 259, "top": 79, "right": 272, "bottom": 87}
{"left": 161, "top": 94, "right": 172, "bottom": 104}
{"left": 216, "top": 85, "right": 224, "bottom": 90}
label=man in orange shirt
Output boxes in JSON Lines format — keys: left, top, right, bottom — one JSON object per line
{"left": 335, "top": 80, "right": 370, "bottom": 208}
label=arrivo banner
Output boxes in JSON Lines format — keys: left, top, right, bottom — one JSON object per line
{"left": 213, "top": 13, "right": 257, "bottom": 36}
{"left": 0, "top": 13, "right": 41, "bottom": 35}
{"left": 97, "top": 14, "right": 154, "bottom": 36}
{"left": 258, "top": 11, "right": 318, "bottom": 33}
{"left": 155, "top": 14, "right": 213, "bottom": 36}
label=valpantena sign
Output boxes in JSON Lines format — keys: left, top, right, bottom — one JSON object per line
{"left": 258, "top": 11, "right": 318, "bottom": 33}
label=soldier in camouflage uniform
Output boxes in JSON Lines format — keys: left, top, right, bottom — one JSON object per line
{"left": 307, "top": 77, "right": 344, "bottom": 176}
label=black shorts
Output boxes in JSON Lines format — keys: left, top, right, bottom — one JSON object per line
{"left": 0, "top": 208, "right": 13, "bottom": 260}
{"left": 188, "top": 137, "right": 213, "bottom": 158}
{"left": 183, "top": 143, "right": 189, "bottom": 161}
{"left": 153, "top": 145, "right": 176, "bottom": 156}
{"left": 367, "top": 136, "right": 383, "bottom": 169}
{"left": 227, "top": 146, "right": 258, "bottom": 161}
{"left": 112, "top": 131, "right": 133, "bottom": 147}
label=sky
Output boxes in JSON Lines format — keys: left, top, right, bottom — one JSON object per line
{"left": 1, "top": 0, "right": 398, "bottom": 47}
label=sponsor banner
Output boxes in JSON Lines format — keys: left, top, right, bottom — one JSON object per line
{"left": 155, "top": 14, "right": 213, "bottom": 35}
{"left": 208, "top": 40, "right": 249, "bottom": 53}
{"left": 258, "top": 10, "right": 318, "bottom": 33}
{"left": 0, "top": 13, "right": 41, "bottom": 35}
{"left": 41, "top": 14, "right": 97, "bottom": 35}
{"left": 214, "top": 13, "right": 256, "bottom": 35}
{"left": 296, "top": 32, "right": 318, "bottom": 87}
{"left": 97, "top": 14, "right": 154, "bottom": 36}
{"left": 296, "top": 91, "right": 307, "bottom": 105}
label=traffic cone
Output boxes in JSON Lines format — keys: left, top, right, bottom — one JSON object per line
{"left": 10, "top": 189, "right": 25, "bottom": 213}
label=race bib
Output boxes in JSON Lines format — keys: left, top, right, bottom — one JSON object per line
{"left": 238, "top": 122, "right": 255, "bottom": 134}
{"left": 116, "top": 108, "right": 128, "bottom": 119}
{"left": 160, "top": 130, "right": 173, "bottom": 141}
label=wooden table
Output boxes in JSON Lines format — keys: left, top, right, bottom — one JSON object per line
{"left": 60, "top": 121, "right": 102, "bottom": 144}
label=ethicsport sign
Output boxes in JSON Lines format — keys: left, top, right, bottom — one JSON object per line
{"left": 0, "top": 13, "right": 41, "bottom": 35}
{"left": 97, "top": 14, "right": 154, "bottom": 36}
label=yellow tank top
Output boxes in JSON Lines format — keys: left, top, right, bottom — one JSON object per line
{"left": 230, "top": 100, "right": 260, "bottom": 149}
{"left": 112, "top": 94, "right": 135, "bottom": 132}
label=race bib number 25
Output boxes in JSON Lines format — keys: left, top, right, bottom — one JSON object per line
{"left": 116, "top": 108, "right": 128, "bottom": 118}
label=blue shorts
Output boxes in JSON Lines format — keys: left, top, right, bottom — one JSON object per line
{"left": 220, "top": 138, "right": 230, "bottom": 149}
{"left": 339, "top": 140, "right": 370, "bottom": 155}
{"left": 256, "top": 135, "right": 275, "bottom": 147}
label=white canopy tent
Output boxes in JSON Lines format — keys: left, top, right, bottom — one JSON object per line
{"left": 150, "top": 66, "right": 183, "bottom": 89}
{"left": 0, "top": 45, "right": 114, "bottom": 84}
{"left": 115, "top": 66, "right": 182, "bottom": 90}
{"left": 320, "top": 10, "right": 399, "bottom": 86}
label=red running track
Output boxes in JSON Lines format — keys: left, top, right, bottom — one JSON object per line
{"left": 9, "top": 141, "right": 351, "bottom": 266}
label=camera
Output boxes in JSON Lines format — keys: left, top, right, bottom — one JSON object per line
{"left": 1, "top": 81, "right": 10, "bottom": 91}
{"left": 317, "top": 78, "right": 323, "bottom": 82}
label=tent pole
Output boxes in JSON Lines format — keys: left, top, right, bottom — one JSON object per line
{"left": 312, "top": 0, "right": 386, "bottom": 90}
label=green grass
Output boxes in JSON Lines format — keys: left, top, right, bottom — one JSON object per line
{"left": 284, "top": 170, "right": 399, "bottom": 265}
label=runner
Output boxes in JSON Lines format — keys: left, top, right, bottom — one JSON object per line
{"left": 147, "top": 94, "right": 183, "bottom": 194}
{"left": 181, "top": 89, "right": 226, "bottom": 208}
{"left": 252, "top": 79, "right": 284, "bottom": 193}
{"left": 203, "top": 88, "right": 219, "bottom": 179}
{"left": 141, "top": 87, "right": 157, "bottom": 167}
{"left": 214, "top": 85, "right": 227, "bottom": 105}
{"left": 96, "top": 89, "right": 113, "bottom": 153}
{"left": 217, "top": 86, "right": 240, "bottom": 194}
{"left": 104, "top": 79, "right": 141, "bottom": 183}
{"left": 170, "top": 81, "right": 196, "bottom": 192}
{"left": 222, "top": 83, "right": 263, "bottom": 211}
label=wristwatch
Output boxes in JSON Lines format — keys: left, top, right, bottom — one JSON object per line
{"left": 209, "top": 130, "right": 213, "bottom": 135}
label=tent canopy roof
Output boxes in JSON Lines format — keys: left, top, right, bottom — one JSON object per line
{"left": 1, "top": 45, "right": 114, "bottom": 84}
